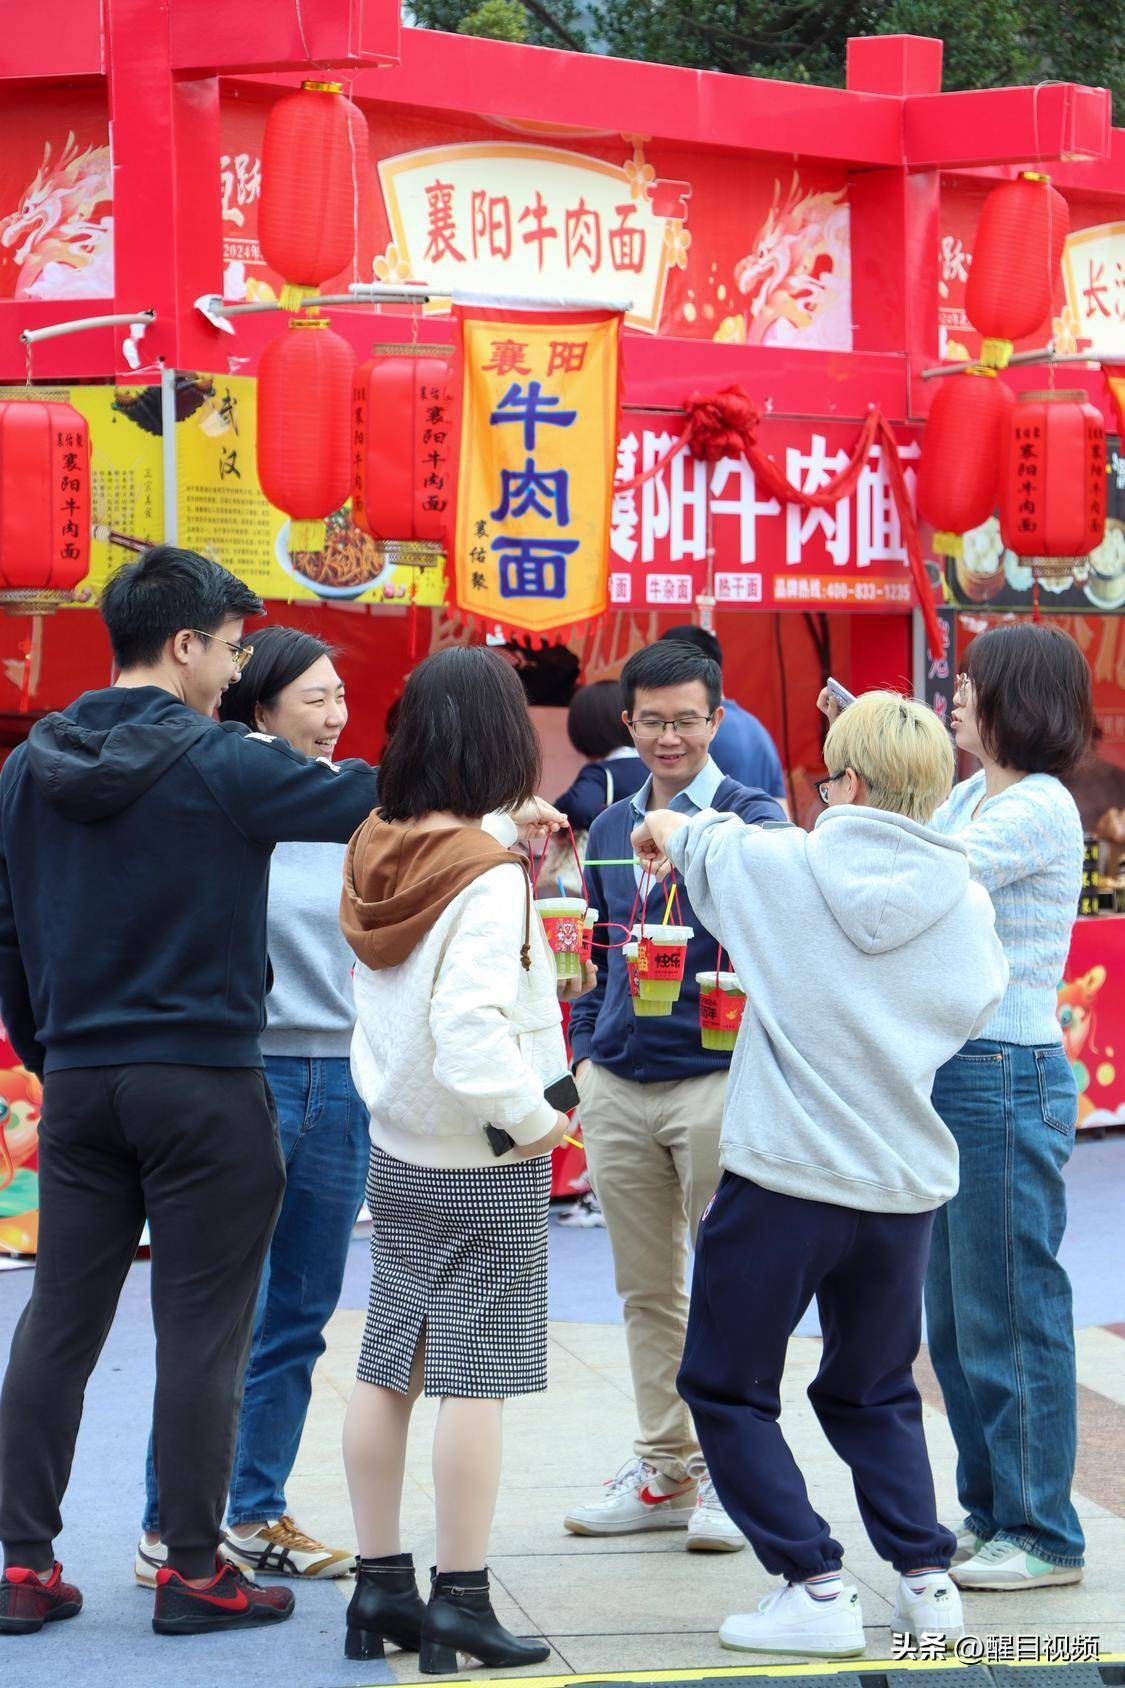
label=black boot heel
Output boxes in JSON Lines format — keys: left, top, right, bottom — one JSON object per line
{"left": 419, "top": 1637, "right": 461, "bottom": 1674}
{"left": 343, "top": 1553, "right": 426, "bottom": 1660}
{"left": 345, "top": 1624, "right": 386, "bottom": 1660}
{"left": 421, "top": 1568, "right": 550, "bottom": 1673}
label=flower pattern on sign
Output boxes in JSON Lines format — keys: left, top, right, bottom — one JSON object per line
{"left": 374, "top": 243, "right": 411, "bottom": 284}
{"left": 663, "top": 220, "right": 692, "bottom": 270}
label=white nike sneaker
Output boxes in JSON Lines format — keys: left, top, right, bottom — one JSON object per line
{"left": 222, "top": 1514, "right": 354, "bottom": 1579}
{"left": 134, "top": 1534, "right": 252, "bottom": 1590}
{"left": 686, "top": 1476, "right": 746, "bottom": 1553}
{"left": 891, "top": 1572, "right": 965, "bottom": 1646}
{"left": 720, "top": 1580, "right": 865, "bottom": 1658}
{"left": 952, "top": 1539, "right": 1083, "bottom": 1590}
{"left": 563, "top": 1458, "right": 697, "bottom": 1536}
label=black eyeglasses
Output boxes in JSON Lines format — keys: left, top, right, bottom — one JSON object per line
{"left": 192, "top": 630, "right": 254, "bottom": 672}
{"left": 627, "top": 713, "right": 715, "bottom": 741}
{"left": 817, "top": 771, "right": 848, "bottom": 804}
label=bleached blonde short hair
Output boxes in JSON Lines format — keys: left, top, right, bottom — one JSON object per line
{"left": 824, "top": 690, "right": 952, "bottom": 824}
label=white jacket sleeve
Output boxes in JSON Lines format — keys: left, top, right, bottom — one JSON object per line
{"left": 428, "top": 869, "right": 558, "bottom": 1144}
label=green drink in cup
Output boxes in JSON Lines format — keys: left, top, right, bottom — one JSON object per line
{"left": 697, "top": 971, "right": 747, "bottom": 1051}
{"left": 633, "top": 923, "right": 694, "bottom": 1001}
{"left": 536, "top": 897, "right": 586, "bottom": 981}
{"left": 625, "top": 942, "right": 673, "bottom": 1017}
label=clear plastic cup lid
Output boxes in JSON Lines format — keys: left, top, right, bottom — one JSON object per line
{"left": 632, "top": 924, "right": 694, "bottom": 943}
{"left": 695, "top": 971, "right": 743, "bottom": 992}
{"left": 536, "top": 897, "right": 587, "bottom": 915}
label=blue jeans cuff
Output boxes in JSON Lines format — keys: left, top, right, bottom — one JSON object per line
{"left": 992, "top": 1530, "right": 1085, "bottom": 1568}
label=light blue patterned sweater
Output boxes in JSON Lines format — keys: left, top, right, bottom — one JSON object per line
{"left": 931, "top": 771, "right": 1082, "bottom": 1046}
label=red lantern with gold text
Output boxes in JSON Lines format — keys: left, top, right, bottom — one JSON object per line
{"left": 0, "top": 399, "right": 90, "bottom": 611}
{"left": 260, "top": 81, "right": 368, "bottom": 311}
{"left": 352, "top": 345, "right": 454, "bottom": 566}
{"left": 999, "top": 391, "right": 1106, "bottom": 581}
{"left": 258, "top": 318, "right": 356, "bottom": 554}
{"left": 917, "top": 368, "right": 1012, "bottom": 556}
{"left": 965, "top": 172, "right": 1069, "bottom": 369}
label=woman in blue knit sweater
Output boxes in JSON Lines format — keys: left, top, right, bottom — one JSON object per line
{"left": 926, "top": 623, "right": 1093, "bottom": 1593}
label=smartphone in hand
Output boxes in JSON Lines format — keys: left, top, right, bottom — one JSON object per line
{"left": 827, "top": 677, "right": 856, "bottom": 712}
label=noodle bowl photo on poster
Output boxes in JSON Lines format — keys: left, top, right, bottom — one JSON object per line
{"left": 275, "top": 507, "right": 411, "bottom": 601}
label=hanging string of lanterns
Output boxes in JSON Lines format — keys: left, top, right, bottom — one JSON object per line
{"left": 916, "top": 369, "right": 1012, "bottom": 556}
{"left": 352, "top": 345, "right": 454, "bottom": 567}
{"left": 999, "top": 391, "right": 1108, "bottom": 581}
{"left": 964, "top": 171, "right": 1070, "bottom": 370}
{"left": 259, "top": 81, "right": 369, "bottom": 313}
{"left": 0, "top": 399, "right": 90, "bottom": 612}
{"left": 257, "top": 318, "right": 356, "bottom": 555}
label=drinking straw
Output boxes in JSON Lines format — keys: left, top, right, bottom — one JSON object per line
{"left": 564, "top": 1135, "right": 583, "bottom": 1149}
{"left": 557, "top": 876, "right": 567, "bottom": 899}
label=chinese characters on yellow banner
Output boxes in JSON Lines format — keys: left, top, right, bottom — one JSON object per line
{"left": 451, "top": 308, "right": 622, "bottom": 637}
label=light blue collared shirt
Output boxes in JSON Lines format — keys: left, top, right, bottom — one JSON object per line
{"left": 629, "top": 757, "right": 725, "bottom": 886}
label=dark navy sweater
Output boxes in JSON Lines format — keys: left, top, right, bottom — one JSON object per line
{"left": 568, "top": 777, "right": 783, "bottom": 1083}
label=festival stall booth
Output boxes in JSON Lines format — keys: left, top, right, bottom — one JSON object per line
{"left": 0, "top": 5, "right": 1123, "bottom": 1247}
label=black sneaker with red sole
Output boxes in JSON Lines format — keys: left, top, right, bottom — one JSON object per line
{"left": 0, "top": 1563, "right": 83, "bottom": 1634}
{"left": 152, "top": 1557, "right": 294, "bottom": 1635}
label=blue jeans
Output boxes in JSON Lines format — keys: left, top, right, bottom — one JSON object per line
{"left": 925, "top": 1039, "right": 1084, "bottom": 1568}
{"left": 143, "top": 1056, "right": 369, "bottom": 1531}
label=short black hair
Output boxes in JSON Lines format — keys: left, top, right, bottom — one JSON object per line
{"left": 966, "top": 622, "right": 1093, "bottom": 777}
{"left": 620, "top": 640, "right": 722, "bottom": 716}
{"left": 660, "top": 623, "right": 723, "bottom": 668}
{"left": 378, "top": 646, "right": 541, "bottom": 821}
{"left": 218, "top": 626, "right": 337, "bottom": 729}
{"left": 567, "top": 681, "right": 631, "bottom": 760}
{"left": 100, "top": 545, "right": 262, "bottom": 670}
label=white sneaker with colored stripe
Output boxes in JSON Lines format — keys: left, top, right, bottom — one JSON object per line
{"left": 686, "top": 1476, "right": 746, "bottom": 1552}
{"left": 563, "top": 1458, "right": 697, "bottom": 1536}
{"left": 134, "top": 1535, "right": 253, "bottom": 1590}
{"left": 952, "top": 1539, "right": 1083, "bottom": 1590}
{"left": 720, "top": 1580, "right": 865, "bottom": 1658}
{"left": 221, "top": 1515, "right": 354, "bottom": 1579}
{"left": 891, "top": 1572, "right": 964, "bottom": 1646}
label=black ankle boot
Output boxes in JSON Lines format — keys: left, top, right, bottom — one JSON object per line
{"left": 419, "top": 1568, "right": 550, "bottom": 1674}
{"left": 344, "top": 1552, "right": 426, "bottom": 1660}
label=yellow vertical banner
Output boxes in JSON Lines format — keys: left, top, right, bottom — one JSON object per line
{"left": 450, "top": 308, "right": 622, "bottom": 639}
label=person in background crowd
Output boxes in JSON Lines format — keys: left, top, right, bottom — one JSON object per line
{"left": 634, "top": 692, "right": 1007, "bottom": 1658}
{"left": 923, "top": 624, "right": 1093, "bottom": 1592}
{"left": 564, "top": 640, "right": 782, "bottom": 1553}
{"left": 0, "top": 547, "right": 377, "bottom": 1640}
{"left": 659, "top": 625, "right": 787, "bottom": 809}
{"left": 136, "top": 627, "right": 367, "bottom": 1586}
{"left": 339, "top": 647, "right": 575, "bottom": 1674}
{"left": 555, "top": 681, "right": 647, "bottom": 834}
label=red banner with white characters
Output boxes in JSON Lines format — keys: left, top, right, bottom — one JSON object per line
{"left": 219, "top": 97, "right": 853, "bottom": 349}
{"left": 607, "top": 410, "right": 925, "bottom": 612}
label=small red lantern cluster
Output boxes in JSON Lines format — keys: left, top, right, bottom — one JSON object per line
{"left": 352, "top": 346, "right": 454, "bottom": 566}
{"left": 917, "top": 370, "right": 1012, "bottom": 554}
{"left": 260, "top": 81, "right": 369, "bottom": 312}
{"left": 965, "top": 171, "right": 1069, "bottom": 369}
{"left": 0, "top": 400, "right": 90, "bottom": 609}
{"left": 257, "top": 318, "right": 356, "bottom": 555}
{"left": 999, "top": 391, "right": 1107, "bottom": 574}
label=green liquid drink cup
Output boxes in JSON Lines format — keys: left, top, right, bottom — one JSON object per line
{"left": 633, "top": 923, "right": 694, "bottom": 1001}
{"left": 625, "top": 942, "right": 673, "bottom": 1017}
{"left": 697, "top": 970, "right": 747, "bottom": 1050}
{"left": 536, "top": 897, "right": 587, "bottom": 981}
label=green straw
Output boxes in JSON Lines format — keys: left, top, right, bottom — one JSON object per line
{"left": 584, "top": 858, "right": 642, "bottom": 866}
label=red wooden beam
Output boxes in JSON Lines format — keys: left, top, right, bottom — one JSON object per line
{"left": 904, "top": 82, "right": 1112, "bottom": 170}
{"left": 170, "top": 0, "right": 399, "bottom": 74}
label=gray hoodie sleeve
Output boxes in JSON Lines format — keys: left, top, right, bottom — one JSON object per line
{"left": 666, "top": 808, "right": 765, "bottom": 942}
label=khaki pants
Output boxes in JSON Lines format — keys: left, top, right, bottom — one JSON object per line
{"left": 577, "top": 1062, "right": 727, "bottom": 1484}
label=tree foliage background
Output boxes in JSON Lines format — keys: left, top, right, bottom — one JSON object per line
{"left": 407, "top": 0, "right": 1123, "bottom": 113}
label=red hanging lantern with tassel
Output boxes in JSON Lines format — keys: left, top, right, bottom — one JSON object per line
{"left": 257, "top": 317, "right": 356, "bottom": 554}
{"left": 999, "top": 390, "right": 1106, "bottom": 575}
{"left": 964, "top": 172, "right": 1069, "bottom": 369}
{"left": 0, "top": 399, "right": 90, "bottom": 609}
{"left": 917, "top": 369, "right": 1012, "bottom": 555}
{"left": 260, "top": 81, "right": 368, "bottom": 311}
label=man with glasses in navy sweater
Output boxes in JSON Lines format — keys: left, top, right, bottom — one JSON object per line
{"left": 564, "top": 640, "right": 783, "bottom": 1551}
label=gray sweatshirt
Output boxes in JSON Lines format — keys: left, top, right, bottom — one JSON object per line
{"left": 260, "top": 840, "right": 356, "bottom": 1059}
{"left": 667, "top": 806, "right": 1008, "bottom": 1213}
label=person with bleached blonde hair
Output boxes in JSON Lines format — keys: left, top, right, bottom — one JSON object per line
{"left": 629, "top": 689, "right": 1008, "bottom": 1661}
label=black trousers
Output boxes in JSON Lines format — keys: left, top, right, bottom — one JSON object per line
{"left": 0, "top": 1065, "right": 284, "bottom": 1579}
{"left": 678, "top": 1172, "right": 955, "bottom": 1581}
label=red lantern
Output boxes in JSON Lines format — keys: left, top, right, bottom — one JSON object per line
{"left": 260, "top": 81, "right": 368, "bottom": 311}
{"left": 352, "top": 345, "right": 454, "bottom": 565}
{"left": 917, "top": 369, "right": 1012, "bottom": 554}
{"left": 257, "top": 317, "right": 356, "bottom": 553}
{"left": 0, "top": 399, "right": 90, "bottom": 606}
{"left": 999, "top": 391, "right": 1106, "bottom": 572}
{"left": 965, "top": 172, "right": 1069, "bottom": 368}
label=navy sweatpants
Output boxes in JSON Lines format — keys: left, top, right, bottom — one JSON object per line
{"left": 678, "top": 1173, "right": 955, "bottom": 1581}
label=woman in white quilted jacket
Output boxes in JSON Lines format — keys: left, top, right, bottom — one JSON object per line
{"left": 339, "top": 647, "right": 586, "bottom": 1675}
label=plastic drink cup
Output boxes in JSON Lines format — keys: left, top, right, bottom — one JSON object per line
{"left": 697, "top": 971, "right": 747, "bottom": 1051}
{"left": 579, "top": 907, "right": 599, "bottom": 964}
{"left": 633, "top": 923, "right": 694, "bottom": 1001}
{"left": 625, "top": 942, "right": 673, "bottom": 1017}
{"left": 536, "top": 897, "right": 586, "bottom": 981}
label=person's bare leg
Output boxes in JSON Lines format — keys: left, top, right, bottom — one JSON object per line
{"left": 344, "top": 1343, "right": 426, "bottom": 1557}
{"left": 432, "top": 1398, "right": 504, "bottom": 1571}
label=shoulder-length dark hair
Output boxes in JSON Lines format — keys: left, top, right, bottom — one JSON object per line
{"left": 218, "top": 626, "right": 338, "bottom": 729}
{"left": 378, "top": 646, "right": 541, "bottom": 821}
{"left": 965, "top": 622, "right": 1093, "bottom": 777}
{"left": 567, "top": 680, "right": 631, "bottom": 761}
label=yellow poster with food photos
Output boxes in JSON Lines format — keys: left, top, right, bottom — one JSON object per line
{"left": 175, "top": 372, "right": 446, "bottom": 606}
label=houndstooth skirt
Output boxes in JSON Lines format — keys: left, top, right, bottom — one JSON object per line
{"left": 357, "top": 1149, "right": 551, "bottom": 1398}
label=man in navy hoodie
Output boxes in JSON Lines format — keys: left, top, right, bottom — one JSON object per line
{"left": 564, "top": 640, "right": 782, "bottom": 1551}
{"left": 0, "top": 547, "right": 377, "bottom": 1639}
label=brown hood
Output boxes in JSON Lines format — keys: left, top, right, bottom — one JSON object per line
{"left": 341, "top": 815, "right": 531, "bottom": 971}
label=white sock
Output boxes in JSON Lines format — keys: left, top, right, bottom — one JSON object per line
{"left": 802, "top": 1570, "right": 843, "bottom": 1601}
{"left": 904, "top": 1564, "right": 948, "bottom": 1593}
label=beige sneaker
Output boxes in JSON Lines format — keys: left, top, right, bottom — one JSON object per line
{"left": 222, "top": 1515, "right": 353, "bottom": 1579}
{"left": 134, "top": 1534, "right": 252, "bottom": 1589}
